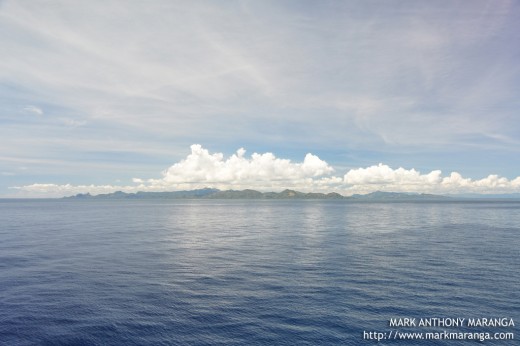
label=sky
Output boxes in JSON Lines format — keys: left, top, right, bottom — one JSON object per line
{"left": 1, "top": 0, "right": 519, "bottom": 197}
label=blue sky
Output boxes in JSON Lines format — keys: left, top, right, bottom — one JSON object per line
{"left": 1, "top": 0, "right": 519, "bottom": 197}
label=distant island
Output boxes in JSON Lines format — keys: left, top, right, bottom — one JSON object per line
{"left": 65, "top": 188, "right": 451, "bottom": 201}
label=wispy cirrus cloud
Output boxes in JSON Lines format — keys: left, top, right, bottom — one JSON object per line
{"left": 1, "top": 1, "right": 518, "bottom": 143}
{"left": 22, "top": 105, "right": 43, "bottom": 116}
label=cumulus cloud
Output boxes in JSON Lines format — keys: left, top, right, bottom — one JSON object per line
{"left": 147, "top": 144, "right": 335, "bottom": 191}
{"left": 166, "top": 144, "right": 332, "bottom": 180}
{"left": 343, "top": 164, "right": 520, "bottom": 195}
{"left": 12, "top": 145, "right": 520, "bottom": 197}
{"left": 344, "top": 163, "right": 442, "bottom": 186}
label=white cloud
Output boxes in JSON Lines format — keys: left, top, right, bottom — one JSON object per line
{"left": 148, "top": 144, "right": 335, "bottom": 190}
{"left": 344, "top": 163, "right": 442, "bottom": 186}
{"left": 12, "top": 145, "right": 520, "bottom": 197}
{"left": 22, "top": 105, "right": 43, "bottom": 115}
{"left": 11, "top": 183, "right": 142, "bottom": 198}
{"left": 2, "top": 0, "right": 518, "bottom": 152}
{"left": 61, "top": 118, "right": 86, "bottom": 127}
{"left": 343, "top": 164, "right": 520, "bottom": 195}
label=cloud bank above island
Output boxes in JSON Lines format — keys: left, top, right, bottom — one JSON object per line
{"left": 14, "top": 145, "right": 520, "bottom": 197}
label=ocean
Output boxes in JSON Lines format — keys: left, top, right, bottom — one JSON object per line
{"left": 0, "top": 199, "right": 518, "bottom": 345}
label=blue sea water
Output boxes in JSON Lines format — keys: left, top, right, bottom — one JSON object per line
{"left": 0, "top": 199, "right": 518, "bottom": 345}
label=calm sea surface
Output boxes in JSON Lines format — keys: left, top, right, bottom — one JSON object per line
{"left": 0, "top": 199, "right": 518, "bottom": 345}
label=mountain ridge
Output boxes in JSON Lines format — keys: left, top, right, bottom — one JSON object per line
{"left": 65, "top": 189, "right": 451, "bottom": 201}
